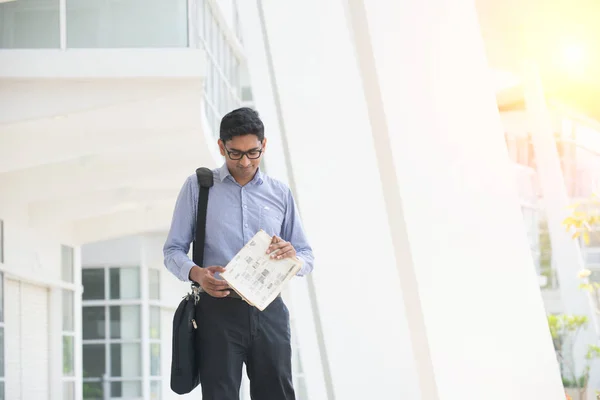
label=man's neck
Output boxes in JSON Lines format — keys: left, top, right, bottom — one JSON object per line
{"left": 229, "top": 168, "right": 258, "bottom": 187}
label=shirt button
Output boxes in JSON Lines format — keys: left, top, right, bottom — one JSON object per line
{"left": 243, "top": 205, "right": 247, "bottom": 209}
{"left": 244, "top": 223, "right": 248, "bottom": 228}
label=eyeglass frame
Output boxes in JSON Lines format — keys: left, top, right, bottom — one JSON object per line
{"left": 224, "top": 146, "right": 264, "bottom": 160}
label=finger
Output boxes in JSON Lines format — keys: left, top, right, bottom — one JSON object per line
{"left": 276, "top": 248, "right": 296, "bottom": 259}
{"left": 267, "top": 241, "right": 288, "bottom": 254}
{"left": 205, "top": 266, "right": 226, "bottom": 273}
{"left": 270, "top": 244, "right": 292, "bottom": 257}
{"left": 205, "top": 278, "right": 229, "bottom": 289}
{"left": 271, "top": 235, "right": 280, "bottom": 244}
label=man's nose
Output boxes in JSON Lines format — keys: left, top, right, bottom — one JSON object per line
{"left": 239, "top": 155, "right": 252, "bottom": 166}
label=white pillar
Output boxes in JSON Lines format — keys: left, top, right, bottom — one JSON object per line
{"left": 346, "top": 1, "right": 564, "bottom": 398}
{"left": 237, "top": 1, "right": 334, "bottom": 399}
{"left": 259, "top": 0, "right": 422, "bottom": 398}
{"left": 260, "top": 0, "right": 565, "bottom": 398}
{"left": 523, "top": 63, "right": 597, "bottom": 392}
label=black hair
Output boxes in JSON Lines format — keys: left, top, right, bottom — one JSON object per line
{"left": 219, "top": 107, "right": 265, "bottom": 142}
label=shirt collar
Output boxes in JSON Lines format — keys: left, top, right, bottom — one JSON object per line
{"left": 218, "top": 163, "right": 264, "bottom": 185}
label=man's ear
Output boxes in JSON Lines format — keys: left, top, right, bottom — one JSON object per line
{"left": 218, "top": 139, "right": 226, "bottom": 157}
{"left": 261, "top": 137, "right": 268, "bottom": 152}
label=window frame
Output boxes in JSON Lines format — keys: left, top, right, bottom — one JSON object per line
{"left": 61, "top": 245, "right": 77, "bottom": 398}
{"left": 82, "top": 265, "right": 147, "bottom": 400}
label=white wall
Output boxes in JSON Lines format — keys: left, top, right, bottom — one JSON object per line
{"left": 259, "top": 0, "right": 420, "bottom": 398}
{"left": 260, "top": 0, "right": 565, "bottom": 399}
{"left": 0, "top": 198, "right": 81, "bottom": 400}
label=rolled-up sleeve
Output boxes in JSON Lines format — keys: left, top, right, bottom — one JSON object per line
{"left": 282, "top": 188, "right": 314, "bottom": 276}
{"left": 163, "top": 176, "right": 197, "bottom": 282}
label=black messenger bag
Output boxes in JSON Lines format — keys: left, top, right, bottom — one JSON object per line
{"left": 170, "top": 167, "right": 213, "bottom": 394}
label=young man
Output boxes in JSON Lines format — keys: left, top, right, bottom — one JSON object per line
{"left": 163, "top": 107, "right": 314, "bottom": 400}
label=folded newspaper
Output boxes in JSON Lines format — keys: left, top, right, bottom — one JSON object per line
{"left": 221, "top": 230, "right": 302, "bottom": 311}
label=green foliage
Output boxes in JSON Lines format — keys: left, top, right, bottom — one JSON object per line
{"left": 547, "top": 314, "right": 600, "bottom": 390}
{"left": 562, "top": 194, "right": 600, "bottom": 245}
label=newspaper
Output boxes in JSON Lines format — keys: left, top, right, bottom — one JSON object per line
{"left": 221, "top": 230, "right": 302, "bottom": 311}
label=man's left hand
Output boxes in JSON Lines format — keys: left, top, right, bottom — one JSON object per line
{"left": 266, "top": 235, "right": 296, "bottom": 260}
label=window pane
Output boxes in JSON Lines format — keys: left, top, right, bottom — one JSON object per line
{"left": 109, "top": 268, "right": 140, "bottom": 300}
{"left": 0, "top": 0, "right": 60, "bottom": 49}
{"left": 63, "top": 335, "right": 75, "bottom": 376}
{"left": 63, "top": 381, "right": 75, "bottom": 400}
{"left": 83, "top": 306, "right": 106, "bottom": 340}
{"left": 0, "top": 381, "right": 4, "bottom": 400}
{"left": 150, "top": 343, "right": 160, "bottom": 376}
{"left": 82, "top": 344, "right": 106, "bottom": 378}
{"left": 61, "top": 245, "right": 74, "bottom": 283}
{"left": 82, "top": 382, "right": 103, "bottom": 400}
{"left": 110, "top": 343, "right": 141, "bottom": 377}
{"left": 0, "top": 272, "right": 3, "bottom": 323}
{"left": 0, "top": 220, "right": 4, "bottom": 264}
{"left": 150, "top": 380, "right": 161, "bottom": 400}
{"left": 66, "top": 0, "right": 188, "bottom": 48}
{"left": 111, "top": 380, "right": 141, "bottom": 398}
{"left": 0, "top": 328, "right": 3, "bottom": 377}
{"left": 110, "top": 306, "right": 140, "bottom": 339}
{"left": 82, "top": 269, "right": 105, "bottom": 300}
{"left": 150, "top": 307, "right": 160, "bottom": 339}
{"left": 62, "top": 290, "right": 74, "bottom": 331}
{"left": 149, "top": 269, "right": 160, "bottom": 300}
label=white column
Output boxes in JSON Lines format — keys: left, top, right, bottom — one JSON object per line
{"left": 523, "top": 64, "right": 597, "bottom": 388}
{"left": 259, "top": 0, "right": 421, "bottom": 398}
{"left": 260, "top": 0, "right": 565, "bottom": 399}
{"left": 237, "top": 2, "right": 332, "bottom": 399}
{"left": 346, "top": 0, "right": 565, "bottom": 398}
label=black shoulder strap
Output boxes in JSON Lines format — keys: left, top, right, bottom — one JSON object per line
{"left": 192, "top": 167, "right": 214, "bottom": 271}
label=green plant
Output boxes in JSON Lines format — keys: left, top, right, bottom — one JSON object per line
{"left": 547, "top": 314, "right": 600, "bottom": 399}
{"left": 562, "top": 193, "right": 600, "bottom": 245}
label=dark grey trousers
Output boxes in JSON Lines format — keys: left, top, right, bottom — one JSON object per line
{"left": 195, "top": 294, "right": 296, "bottom": 400}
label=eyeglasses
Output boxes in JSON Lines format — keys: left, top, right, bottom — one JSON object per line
{"left": 224, "top": 147, "right": 263, "bottom": 160}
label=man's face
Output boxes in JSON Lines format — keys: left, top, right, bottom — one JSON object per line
{"left": 219, "top": 134, "right": 266, "bottom": 181}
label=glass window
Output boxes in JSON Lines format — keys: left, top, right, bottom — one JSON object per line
{"left": 66, "top": 0, "right": 188, "bottom": 48}
{"left": 110, "top": 306, "right": 141, "bottom": 339}
{"left": 82, "top": 382, "right": 103, "bottom": 400}
{"left": 83, "top": 269, "right": 105, "bottom": 300}
{"left": 83, "top": 344, "right": 106, "bottom": 378}
{"left": 83, "top": 306, "right": 106, "bottom": 340}
{"left": 150, "top": 306, "right": 160, "bottom": 339}
{"left": 111, "top": 381, "right": 142, "bottom": 398}
{"left": 63, "top": 382, "right": 75, "bottom": 400}
{"left": 61, "top": 245, "right": 74, "bottom": 283}
{"left": 150, "top": 380, "right": 161, "bottom": 400}
{"left": 0, "top": 272, "right": 3, "bottom": 323}
{"left": 150, "top": 343, "right": 160, "bottom": 376}
{"left": 63, "top": 336, "right": 75, "bottom": 376}
{"left": 110, "top": 268, "right": 140, "bottom": 300}
{"left": 0, "top": 220, "right": 3, "bottom": 264}
{"left": 0, "top": 0, "right": 60, "bottom": 49}
{"left": 149, "top": 269, "right": 160, "bottom": 300}
{"left": 110, "top": 343, "right": 141, "bottom": 377}
{"left": 0, "top": 326, "right": 3, "bottom": 378}
{"left": 62, "top": 290, "right": 74, "bottom": 331}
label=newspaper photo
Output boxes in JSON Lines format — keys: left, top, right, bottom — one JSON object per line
{"left": 221, "top": 230, "right": 302, "bottom": 311}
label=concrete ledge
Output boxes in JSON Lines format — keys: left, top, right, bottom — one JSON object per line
{"left": 0, "top": 48, "right": 207, "bottom": 79}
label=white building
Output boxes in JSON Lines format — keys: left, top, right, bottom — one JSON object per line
{"left": 1, "top": 0, "right": 598, "bottom": 399}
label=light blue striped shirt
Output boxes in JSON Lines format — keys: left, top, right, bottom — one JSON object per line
{"left": 163, "top": 163, "right": 314, "bottom": 282}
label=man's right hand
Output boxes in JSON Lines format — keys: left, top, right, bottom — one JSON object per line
{"left": 189, "top": 265, "right": 230, "bottom": 298}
